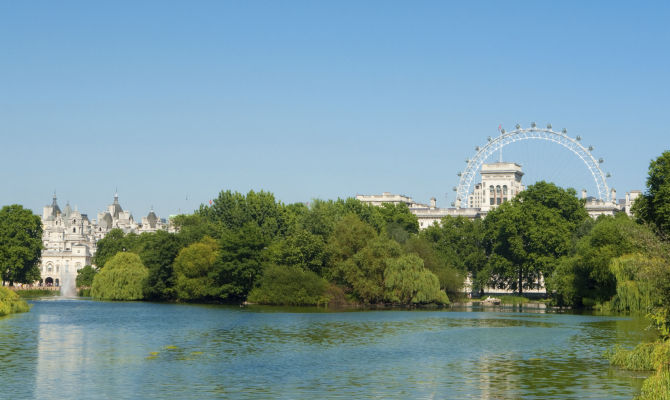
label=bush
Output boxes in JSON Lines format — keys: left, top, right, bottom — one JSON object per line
{"left": 91, "top": 253, "right": 148, "bottom": 301}
{"left": 0, "top": 287, "right": 31, "bottom": 316}
{"left": 173, "top": 237, "right": 222, "bottom": 302}
{"left": 76, "top": 265, "right": 97, "bottom": 287}
{"left": 247, "top": 265, "right": 330, "bottom": 306}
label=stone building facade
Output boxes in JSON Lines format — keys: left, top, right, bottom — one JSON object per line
{"left": 39, "top": 193, "right": 168, "bottom": 288}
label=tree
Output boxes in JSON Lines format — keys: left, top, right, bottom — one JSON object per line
{"left": 548, "top": 213, "right": 664, "bottom": 306}
{"left": 92, "top": 229, "right": 139, "bottom": 267}
{"left": 335, "top": 237, "right": 403, "bottom": 304}
{"left": 218, "top": 223, "right": 271, "bottom": 301}
{"left": 247, "top": 265, "right": 330, "bottom": 306}
{"left": 0, "top": 205, "right": 42, "bottom": 285}
{"left": 91, "top": 252, "right": 148, "bottom": 300}
{"left": 421, "top": 216, "right": 486, "bottom": 290}
{"left": 76, "top": 265, "right": 97, "bottom": 287}
{"left": 403, "top": 236, "right": 464, "bottom": 298}
{"left": 383, "top": 254, "right": 449, "bottom": 305}
{"left": 483, "top": 182, "right": 587, "bottom": 294}
{"left": 173, "top": 237, "right": 221, "bottom": 301}
{"left": 266, "top": 229, "right": 327, "bottom": 275}
{"left": 136, "top": 230, "right": 183, "bottom": 300}
{"left": 633, "top": 150, "right": 670, "bottom": 237}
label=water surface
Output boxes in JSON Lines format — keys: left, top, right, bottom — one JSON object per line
{"left": 0, "top": 299, "right": 652, "bottom": 399}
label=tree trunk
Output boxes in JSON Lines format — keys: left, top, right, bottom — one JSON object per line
{"left": 518, "top": 268, "right": 523, "bottom": 294}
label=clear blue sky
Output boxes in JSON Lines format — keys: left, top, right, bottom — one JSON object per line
{"left": 1, "top": 1, "right": 668, "bottom": 219}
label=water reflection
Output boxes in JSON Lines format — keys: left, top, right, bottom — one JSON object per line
{"left": 0, "top": 300, "right": 651, "bottom": 399}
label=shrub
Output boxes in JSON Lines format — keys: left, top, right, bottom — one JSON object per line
{"left": 384, "top": 254, "right": 449, "bottom": 305}
{"left": 0, "top": 287, "right": 31, "bottom": 316}
{"left": 247, "top": 265, "right": 330, "bottom": 306}
{"left": 91, "top": 253, "right": 148, "bottom": 301}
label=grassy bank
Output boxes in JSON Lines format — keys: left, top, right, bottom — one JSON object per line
{"left": 0, "top": 287, "right": 31, "bottom": 316}
{"left": 606, "top": 341, "right": 670, "bottom": 399}
{"left": 15, "top": 289, "right": 58, "bottom": 298}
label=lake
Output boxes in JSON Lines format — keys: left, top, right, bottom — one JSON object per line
{"left": 0, "top": 299, "right": 652, "bottom": 399}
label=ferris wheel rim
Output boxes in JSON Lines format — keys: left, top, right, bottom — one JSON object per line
{"left": 454, "top": 126, "right": 610, "bottom": 208}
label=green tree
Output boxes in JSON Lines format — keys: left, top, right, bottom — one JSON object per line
{"left": 92, "top": 229, "right": 139, "bottom": 267}
{"left": 335, "top": 237, "right": 403, "bottom": 304}
{"left": 266, "top": 229, "right": 327, "bottom": 275}
{"left": 403, "top": 236, "right": 464, "bottom": 298}
{"left": 0, "top": 205, "right": 42, "bottom": 285}
{"left": 91, "top": 252, "right": 148, "bottom": 300}
{"left": 0, "top": 287, "right": 30, "bottom": 316}
{"left": 421, "top": 216, "right": 486, "bottom": 290}
{"left": 173, "top": 237, "right": 221, "bottom": 302}
{"left": 633, "top": 150, "right": 670, "bottom": 237}
{"left": 483, "top": 182, "right": 587, "bottom": 294}
{"left": 136, "top": 230, "right": 183, "bottom": 300}
{"left": 76, "top": 265, "right": 97, "bottom": 287}
{"left": 383, "top": 254, "right": 449, "bottom": 305}
{"left": 200, "top": 190, "right": 287, "bottom": 238}
{"left": 247, "top": 265, "right": 330, "bottom": 306}
{"left": 548, "top": 213, "right": 663, "bottom": 306}
{"left": 218, "top": 223, "right": 270, "bottom": 301}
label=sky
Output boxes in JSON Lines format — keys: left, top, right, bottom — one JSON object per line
{"left": 1, "top": 1, "right": 668, "bottom": 219}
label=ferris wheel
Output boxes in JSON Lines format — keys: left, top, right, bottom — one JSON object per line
{"left": 453, "top": 123, "right": 610, "bottom": 208}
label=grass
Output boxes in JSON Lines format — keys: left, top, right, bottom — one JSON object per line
{"left": 15, "top": 289, "right": 58, "bottom": 298}
{"left": 606, "top": 341, "right": 670, "bottom": 399}
{"left": 498, "top": 295, "right": 531, "bottom": 304}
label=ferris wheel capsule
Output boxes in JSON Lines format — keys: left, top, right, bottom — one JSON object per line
{"left": 453, "top": 187, "right": 457, "bottom": 191}
{"left": 547, "top": 123, "right": 552, "bottom": 129}
{"left": 515, "top": 124, "right": 521, "bottom": 129}
{"left": 475, "top": 146, "right": 480, "bottom": 151}
{"left": 487, "top": 136, "right": 492, "bottom": 142}
{"left": 530, "top": 122, "right": 537, "bottom": 128}
{"left": 588, "top": 145, "right": 594, "bottom": 151}
{"left": 457, "top": 172, "right": 462, "bottom": 177}
{"left": 576, "top": 135, "right": 581, "bottom": 141}
{"left": 501, "top": 129, "right": 505, "bottom": 134}
{"left": 599, "top": 158, "right": 604, "bottom": 163}
{"left": 606, "top": 172, "right": 611, "bottom": 178}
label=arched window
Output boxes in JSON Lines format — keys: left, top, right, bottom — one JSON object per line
{"left": 73, "top": 219, "right": 76, "bottom": 224}
{"left": 489, "top": 185, "right": 495, "bottom": 205}
{"left": 47, "top": 264, "right": 53, "bottom": 273}
{"left": 73, "top": 227, "right": 76, "bottom": 233}
{"left": 503, "top": 185, "right": 508, "bottom": 195}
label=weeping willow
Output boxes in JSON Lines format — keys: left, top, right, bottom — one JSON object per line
{"left": 606, "top": 254, "right": 662, "bottom": 314}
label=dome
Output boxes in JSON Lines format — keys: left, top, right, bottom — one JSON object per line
{"left": 146, "top": 211, "right": 158, "bottom": 228}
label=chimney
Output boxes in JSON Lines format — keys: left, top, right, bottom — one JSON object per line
{"left": 581, "top": 189, "right": 587, "bottom": 199}
{"left": 430, "top": 197, "right": 436, "bottom": 209}
{"left": 611, "top": 188, "right": 617, "bottom": 204}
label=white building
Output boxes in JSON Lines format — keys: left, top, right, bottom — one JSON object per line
{"left": 469, "top": 162, "right": 525, "bottom": 213}
{"left": 38, "top": 193, "right": 169, "bottom": 288}
{"left": 358, "top": 162, "right": 642, "bottom": 230}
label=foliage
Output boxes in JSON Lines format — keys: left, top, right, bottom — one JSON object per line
{"left": 421, "top": 216, "right": 485, "bottom": 289}
{"left": 403, "top": 236, "right": 464, "bottom": 298}
{"left": 247, "top": 265, "right": 330, "bottom": 306}
{"left": 605, "top": 254, "right": 661, "bottom": 314}
{"left": 92, "top": 229, "right": 139, "bottom": 267}
{"left": 606, "top": 341, "right": 670, "bottom": 371}
{"left": 0, "top": 205, "right": 43, "bottom": 285}
{"left": 635, "top": 367, "right": 670, "bottom": 400}
{"left": 136, "top": 230, "right": 183, "bottom": 301}
{"left": 335, "top": 236, "right": 402, "bottom": 304}
{"left": 91, "top": 252, "right": 148, "bottom": 301}
{"left": 76, "top": 265, "right": 97, "bottom": 287}
{"left": 173, "top": 237, "right": 221, "bottom": 302}
{"left": 217, "top": 223, "right": 270, "bottom": 301}
{"left": 266, "top": 229, "right": 327, "bottom": 275}
{"left": 198, "top": 190, "right": 287, "bottom": 238}
{"left": 383, "top": 254, "right": 449, "bottom": 305}
{"left": 0, "top": 287, "right": 31, "bottom": 315}
{"left": 633, "top": 150, "right": 670, "bottom": 237}
{"left": 548, "top": 214, "right": 665, "bottom": 307}
{"left": 484, "top": 182, "right": 586, "bottom": 293}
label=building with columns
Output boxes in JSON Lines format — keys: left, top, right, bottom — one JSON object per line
{"left": 38, "top": 193, "right": 169, "bottom": 288}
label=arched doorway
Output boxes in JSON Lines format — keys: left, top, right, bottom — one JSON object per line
{"left": 45, "top": 277, "right": 54, "bottom": 287}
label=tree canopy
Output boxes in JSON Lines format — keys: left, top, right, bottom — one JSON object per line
{"left": 0, "top": 205, "right": 42, "bottom": 285}
{"left": 91, "top": 252, "right": 148, "bottom": 300}
{"left": 633, "top": 150, "right": 670, "bottom": 237}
